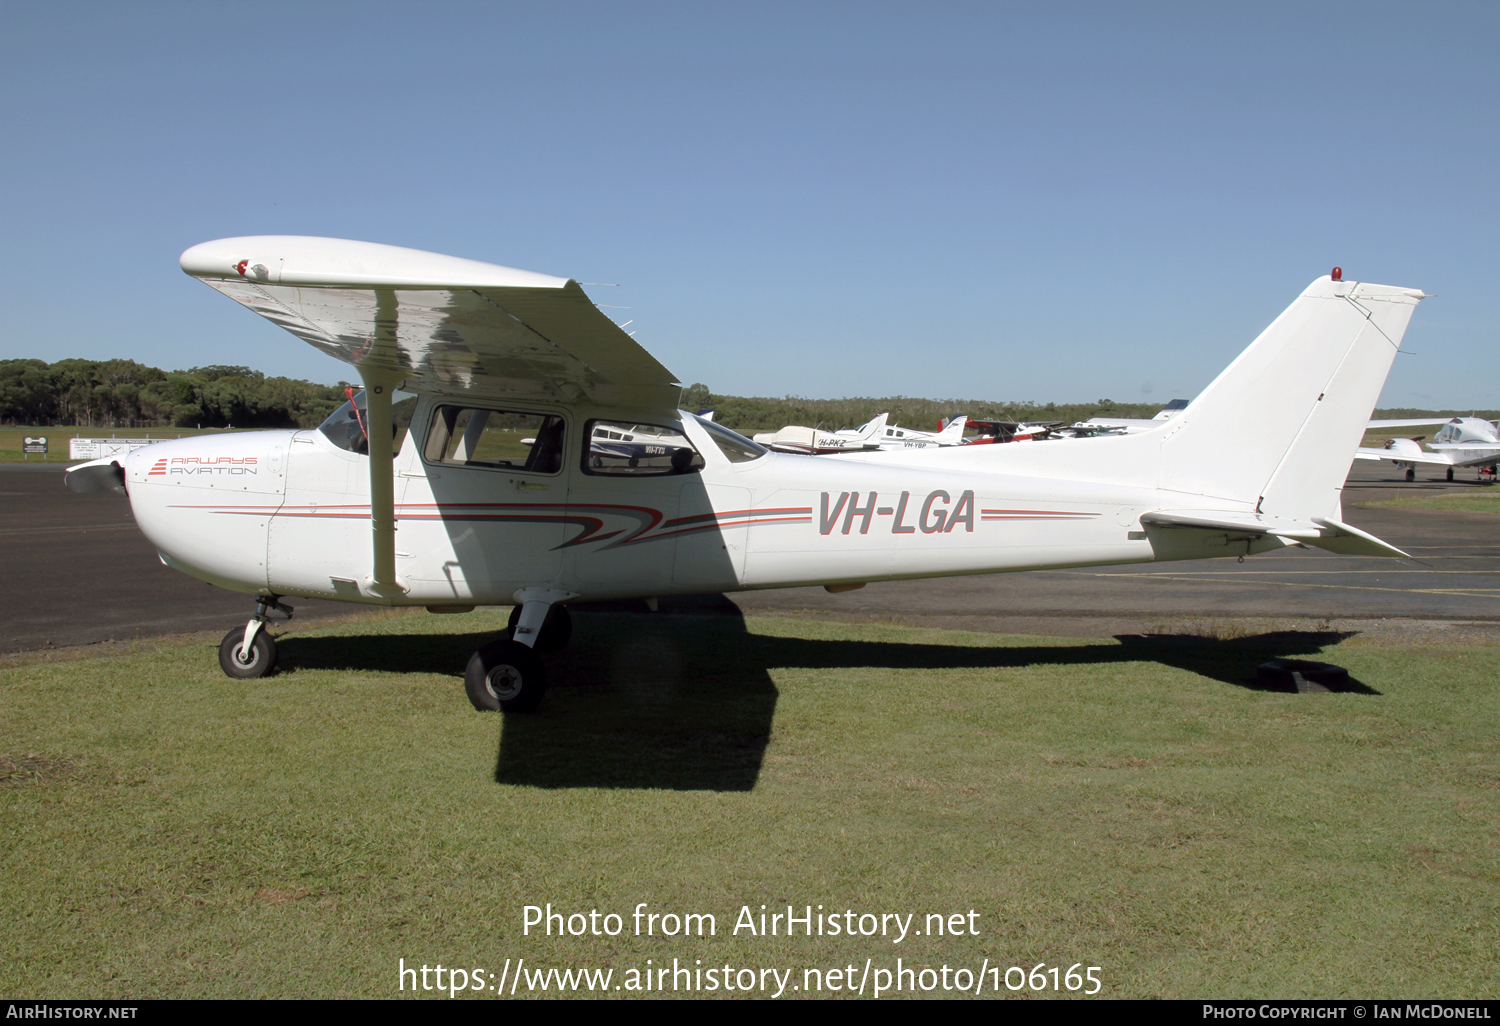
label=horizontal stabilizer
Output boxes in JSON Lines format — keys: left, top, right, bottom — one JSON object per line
{"left": 1142, "top": 509, "right": 1408, "bottom": 558}
{"left": 1142, "top": 509, "right": 1324, "bottom": 538}
{"left": 1303, "top": 517, "right": 1410, "bottom": 558}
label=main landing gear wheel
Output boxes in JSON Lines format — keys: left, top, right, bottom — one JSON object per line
{"left": 465, "top": 639, "right": 547, "bottom": 712}
{"left": 218, "top": 627, "right": 278, "bottom": 678}
{"left": 507, "top": 603, "right": 572, "bottom": 651}
{"left": 1405, "top": 467, "right": 1416, "bottom": 482}
{"left": 1447, "top": 467, "right": 1455, "bottom": 481}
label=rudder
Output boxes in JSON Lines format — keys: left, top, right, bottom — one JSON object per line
{"left": 1158, "top": 276, "right": 1423, "bottom": 520}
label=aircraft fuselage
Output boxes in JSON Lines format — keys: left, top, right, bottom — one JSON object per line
{"left": 121, "top": 396, "right": 1267, "bottom": 607}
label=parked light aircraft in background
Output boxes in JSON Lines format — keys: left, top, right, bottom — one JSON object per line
{"left": 752, "top": 413, "right": 888, "bottom": 454}
{"left": 966, "top": 401, "right": 1189, "bottom": 445}
{"left": 65, "top": 239, "right": 1424, "bottom": 713}
{"left": 754, "top": 413, "right": 969, "bottom": 453}
{"left": 1356, "top": 416, "right": 1500, "bottom": 481}
{"left": 964, "top": 420, "right": 1063, "bottom": 444}
{"left": 1075, "top": 398, "right": 1192, "bottom": 435}
{"left": 867, "top": 415, "right": 968, "bottom": 450}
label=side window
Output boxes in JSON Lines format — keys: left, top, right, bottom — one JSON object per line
{"left": 583, "top": 419, "right": 705, "bottom": 476}
{"left": 424, "top": 406, "right": 566, "bottom": 474}
{"left": 318, "top": 389, "right": 418, "bottom": 456}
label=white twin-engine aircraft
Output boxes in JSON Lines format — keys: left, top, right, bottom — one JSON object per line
{"left": 1356, "top": 416, "right": 1500, "bottom": 481}
{"left": 66, "top": 238, "right": 1424, "bottom": 713}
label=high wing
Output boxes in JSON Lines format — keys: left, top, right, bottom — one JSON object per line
{"left": 180, "top": 236, "right": 681, "bottom": 413}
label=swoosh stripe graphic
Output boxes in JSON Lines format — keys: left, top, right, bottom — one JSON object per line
{"left": 165, "top": 500, "right": 1088, "bottom": 544}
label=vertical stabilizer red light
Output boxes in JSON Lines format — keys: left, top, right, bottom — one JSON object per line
{"left": 1331, "top": 267, "right": 1342, "bottom": 281}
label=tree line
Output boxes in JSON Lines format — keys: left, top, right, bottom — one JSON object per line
{"left": 0, "top": 359, "right": 351, "bottom": 428}
{"left": 4, "top": 359, "right": 1485, "bottom": 433}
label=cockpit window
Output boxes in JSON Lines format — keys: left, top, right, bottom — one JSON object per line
{"left": 318, "top": 389, "right": 417, "bottom": 456}
{"left": 693, "top": 414, "right": 768, "bottom": 463}
{"left": 424, "top": 406, "right": 566, "bottom": 474}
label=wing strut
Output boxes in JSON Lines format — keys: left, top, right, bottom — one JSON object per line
{"left": 360, "top": 288, "right": 407, "bottom": 599}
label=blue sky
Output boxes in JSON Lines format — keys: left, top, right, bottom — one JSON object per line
{"left": 2, "top": 1, "right": 1496, "bottom": 408}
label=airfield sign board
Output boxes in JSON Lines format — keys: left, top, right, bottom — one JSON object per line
{"left": 22, "top": 436, "right": 47, "bottom": 457}
{"left": 68, "top": 437, "right": 162, "bottom": 460}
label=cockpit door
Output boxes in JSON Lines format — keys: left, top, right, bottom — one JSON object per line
{"left": 395, "top": 401, "right": 570, "bottom": 601}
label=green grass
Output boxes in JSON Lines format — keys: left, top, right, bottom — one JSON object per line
{"left": 2, "top": 611, "right": 1497, "bottom": 999}
{"left": 1371, "top": 489, "right": 1500, "bottom": 514}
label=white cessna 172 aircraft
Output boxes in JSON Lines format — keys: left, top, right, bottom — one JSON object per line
{"left": 65, "top": 238, "right": 1424, "bottom": 714}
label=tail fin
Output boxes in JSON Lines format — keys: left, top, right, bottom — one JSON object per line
{"left": 855, "top": 413, "right": 889, "bottom": 442}
{"left": 1159, "top": 276, "right": 1424, "bottom": 520}
{"left": 936, "top": 415, "right": 968, "bottom": 444}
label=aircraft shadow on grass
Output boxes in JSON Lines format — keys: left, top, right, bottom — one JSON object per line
{"left": 277, "top": 596, "right": 1373, "bottom": 793}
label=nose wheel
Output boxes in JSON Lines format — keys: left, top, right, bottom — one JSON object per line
{"left": 217, "top": 597, "right": 292, "bottom": 679}
{"left": 219, "top": 627, "right": 278, "bottom": 678}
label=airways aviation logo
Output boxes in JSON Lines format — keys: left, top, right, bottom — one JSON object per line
{"left": 150, "top": 456, "right": 259, "bottom": 477}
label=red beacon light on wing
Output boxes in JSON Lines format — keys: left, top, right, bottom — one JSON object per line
{"left": 1331, "top": 267, "right": 1342, "bottom": 281}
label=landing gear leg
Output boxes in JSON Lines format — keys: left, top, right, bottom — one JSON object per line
{"left": 507, "top": 603, "right": 572, "bottom": 651}
{"left": 218, "top": 596, "right": 293, "bottom": 679}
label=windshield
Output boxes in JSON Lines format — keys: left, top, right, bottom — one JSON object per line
{"left": 318, "top": 389, "right": 418, "bottom": 455}
{"left": 693, "top": 414, "right": 768, "bottom": 463}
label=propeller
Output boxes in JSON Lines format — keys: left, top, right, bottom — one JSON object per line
{"left": 65, "top": 462, "right": 125, "bottom": 494}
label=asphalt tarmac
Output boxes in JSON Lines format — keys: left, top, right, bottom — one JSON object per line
{"left": 0, "top": 464, "right": 354, "bottom": 653}
{"left": 3, "top": 461, "right": 1496, "bottom": 654}
{"left": 734, "top": 463, "right": 1500, "bottom": 642}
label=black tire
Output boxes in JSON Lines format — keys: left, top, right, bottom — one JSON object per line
{"left": 507, "top": 603, "right": 572, "bottom": 652}
{"left": 218, "top": 627, "right": 278, "bottom": 679}
{"left": 1447, "top": 468, "right": 1454, "bottom": 481}
{"left": 1405, "top": 468, "right": 1416, "bottom": 482}
{"left": 465, "top": 639, "right": 547, "bottom": 712}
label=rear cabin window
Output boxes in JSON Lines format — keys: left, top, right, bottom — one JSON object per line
{"left": 583, "top": 420, "right": 705, "bottom": 476}
{"left": 424, "top": 406, "right": 566, "bottom": 474}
